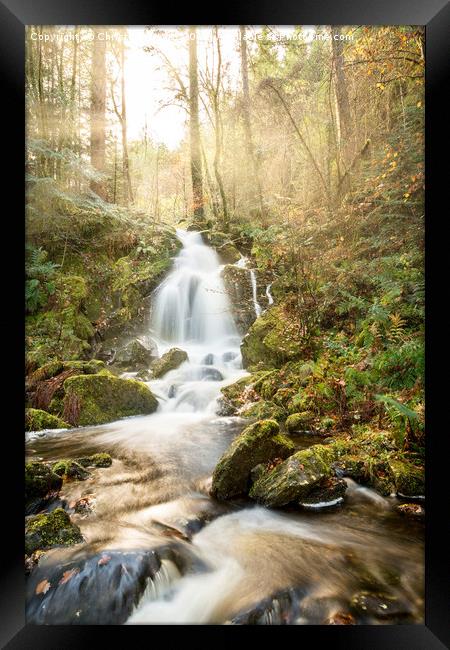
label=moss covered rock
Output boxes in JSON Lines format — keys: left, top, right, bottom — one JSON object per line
{"left": 217, "top": 371, "right": 274, "bottom": 416}
{"left": 285, "top": 411, "right": 315, "bottom": 433}
{"left": 25, "top": 462, "right": 63, "bottom": 504}
{"left": 211, "top": 419, "right": 295, "bottom": 500}
{"left": 25, "top": 508, "right": 84, "bottom": 555}
{"left": 221, "top": 264, "right": 255, "bottom": 334}
{"left": 52, "top": 460, "right": 90, "bottom": 480}
{"left": 389, "top": 459, "right": 425, "bottom": 496}
{"left": 75, "top": 453, "right": 112, "bottom": 468}
{"left": 239, "top": 400, "right": 286, "bottom": 422}
{"left": 249, "top": 444, "right": 335, "bottom": 507}
{"left": 114, "top": 338, "right": 156, "bottom": 371}
{"left": 241, "top": 305, "right": 303, "bottom": 371}
{"left": 299, "top": 477, "right": 347, "bottom": 507}
{"left": 150, "top": 348, "right": 188, "bottom": 378}
{"left": 63, "top": 373, "right": 158, "bottom": 426}
{"left": 25, "top": 408, "right": 70, "bottom": 432}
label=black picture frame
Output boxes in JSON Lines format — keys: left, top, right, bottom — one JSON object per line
{"left": 1, "top": 0, "right": 448, "bottom": 647}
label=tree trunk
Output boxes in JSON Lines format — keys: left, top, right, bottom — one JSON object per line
{"left": 120, "top": 36, "right": 133, "bottom": 204}
{"left": 331, "top": 28, "right": 352, "bottom": 168}
{"left": 188, "top": 27, "right": 204, "bottom": 222}
{"left": 239, "top": 25, "right": 264, "bottom": 221}
{"left": 90, "top": 29, "right": 107, "bottom": 199}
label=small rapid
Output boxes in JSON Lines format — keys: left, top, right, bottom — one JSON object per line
{"left": 25, "top": 230, "right": 424, "bottom": 625}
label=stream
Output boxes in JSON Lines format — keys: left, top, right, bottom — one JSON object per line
{"left": 25, "top": 231, "right": 424, "bottom": 625}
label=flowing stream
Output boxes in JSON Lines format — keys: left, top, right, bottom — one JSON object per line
{"left": 25, "top": 230, "right": 424, "bottom": 625}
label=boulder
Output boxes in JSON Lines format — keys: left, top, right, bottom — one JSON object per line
{"left": 25, "top": 462, "right": 63, "bottom": 504}
{"left": 217, "top": 243, "right": 241, "bottom": 264}
{"left": 396, "top": 503, "right": 425, "bottom": 519}
{"left": 150, "top": 348, "right": 188, "bottom": 378}
{"left": 221, "top": 264, "right": 256, "bottom": 334}
{"left": 25, "top": 508, "right": 84, "bottom": 555}
{"left": 249, "top": 445, "right": 335, "bottom": 507}
{"left": 75, "top": 453, "right": 112, "bottom": 468}
{"left": 216, "top": 371, "right": 273, "bottom": 416}
{"left": 114, "top": 338, "right": 157, "bottom": 371}
{"left": 239, "top": 400, "right": 286, "bottom": 422}
{"left": 388, "top": 459, "right": 425, "bottom": 497}
{"left": 26, "top": 408, "right": 70, "bottom": 432}
{"left": 285, "top": 411, "right": 315, "bottom": 433}
{"left": 52, "top": 460, "right": 90, "bottom": 481}
{"left": 299, "top": 477, "right": 347, "bottom": 507}
{"left": 62, "top": 373, "right": 158, "bottom": 426}
{"left": 211, "top": 419, "right": 295, "bottom": 500}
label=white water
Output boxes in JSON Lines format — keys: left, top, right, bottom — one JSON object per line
{"left": 266, "top": 282, "right": 274, "bottom": 306}
{"left": 236, "top": 256, "right": 262, "bottom": 317}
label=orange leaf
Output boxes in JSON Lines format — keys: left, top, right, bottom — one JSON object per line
{"left": 98, "top": 555, "right": 111, "bottom": 566}
{"left": 35, "top": 579, "right": 51, "bottom": 595}
{"left": 59, "top": 568, "right": 79, "bottom": 585}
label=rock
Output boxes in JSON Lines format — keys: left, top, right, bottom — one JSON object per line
{"left": 150, "top": 348, "right": 188, "bottom": 378}
{"left": 299, "top": 477, "right": 347, "bottom": 507}
{"left": 72, "top": 494, "right": 96, "bottom": 515}
{"left": 230, "top": 589, "right": 300, "bottom": 625}
{"left": 285, "top": 411, "right": 315, "bottom": 433}
{"left": 241, "top": 305, "right": 303, "bottom": 370}
{"left": 25, "top": 508, "right": 84, "bottom": 555}
{"left": 199, "top": 366, "right": 223, "bottom": 381}
{"left": 52, "top": 460, "right": 90, "bottom": 480}
{"left": 239, "top": 400, "right": 286, "bottom": 422}
{"left": 396, "top": 503, "right": 425, "bottom": 518}
{"left": 221, "top": 264, "right": 256, "bottom": 334}
{"left": 217, "top": 371, "right": 273, "bottom": 416}
{"left": 210, "top": 420, "right": 295, "bottom": 500}
{"left": 114, "top": 338, "right": 157, "bottom": 371}
{"left": 135, "top": 369, "right": 152, "bottom": 381}
{"left": 25, "top": 408, "right": 70, "bottom": 432}
{"left": 25, "top": 462, "right": 63, "bottom": 505}
{"left": 327, "top": 612, "right": 356, "bottom": 625}
{"left": 75, "top": 453, "right": 112, "bottom": 468}
{"left": 249, "top": 445, "right": 335, "bottom": 507}
{"left": 217, "top": 242, "right": 241, "bottom": 264}
{"left": 62, "top": 373, "right": 158, "bottom": 426}
{"left": 388, "top": 459, "right": 425, "bottom": 497}
{"left": 332, "top": 455, "right": 368, "bottom": 482}
{"left": 202, "top": 353, "right": 215, "bottom": 365}
{"left": 223, "top": 351, "right": 237, "bottom": 362}
{"left": 349, "top": 590, "right": 411, "bottom": 620}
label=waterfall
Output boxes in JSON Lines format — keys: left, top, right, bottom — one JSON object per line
{"left": 236, "top": 256, "right": 262, "bottom": 318}
{"left": 148, "top": 230, "right": 246, "bottom": 413}
{"left": 266, "top": 283, "right": 274, "bottom": 306}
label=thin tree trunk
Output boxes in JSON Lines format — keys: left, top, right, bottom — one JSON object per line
{"left": 90, "top": 29, "right": 107, "bottom": 199}
{"left": 188, "top": 27, "right": 204, "bottom": 222}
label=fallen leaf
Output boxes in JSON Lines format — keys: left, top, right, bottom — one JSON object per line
{"left": 35, "top": 579, "right": 51, "bottom": 595}
{"left": 98, "top": 555, "right": 111, "bottom": 566}
{"left": 59, "top": 568, "right": 79, "bottom": 585}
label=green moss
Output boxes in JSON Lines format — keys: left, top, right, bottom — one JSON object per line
{"left": 25, "top": 462, "right": 62, "bottom": 503}
{"left": 63, "top": 373, "right": 158, "bottom": 426}
{"left": 389, "top": 459, "right": 425, "bottom": 496}
{"left": 25, "top": 408, "right": 70, "bottom": 432}
{"left": 25, "top": 508, "right": 84, "bottom": 555}
{"left": 76, "top": 453, "right": 112, "bottom": 468}
{"left": 249, "top": 444, "right": 335, "bottom": 506}
{"left": 285, "top": 411, "right": 315, "bottom": 433}
{"left": 151, "top": 348, "right": 188, "bottom": 378}
{"left": 52, "top": 460, "right": 90, "bottom": 480}
{"left": 240, "top": 400, "right": 286, "bottom": 422}
{"left": 211, "top": 419, "right": 295, "bottom": 500}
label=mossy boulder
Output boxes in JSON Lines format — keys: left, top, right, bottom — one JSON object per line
{"left": 25, "top": 408, "right": 70, "bottom": 432}
{"left": 239, "top": 400, "right": 286, "bottom": 422}
{"left": 75, "top": 453, "right": 112, "bottom": 468}
{"left": 299, "top": 477, "right": 347, "bottom": 507}
{"left": 63, "top": 373, "right": 158, "bottom": 426}
{"left": 285, "top": 411, "right": 315, "bottom": 433}
{"left": 52, "top": 460, "right": 90, "bottom": 480}
{"left": 249, "top": 444, "right": 335, "bottom": 507}
{"left": 221, "top": 264, "right": 256, "bottom": 334}
{"left": 217, "top": 371, "right": 274, "bottom": 416}
{"left": 114, "top": 338, "right": 157, "bottom": 371}
{"left": 218, "top": 243, "right": 241, "bottom": 264}
{"left": 388, "top": 460, "right": 425, "bottom": 496}
{"left": 241, "top": 305, "right": 303, "bottom": 371}
{"left": 25, "top": 508, "right": 84, "bottom": 555}
{"left": 25, "top": 462, "right": 63, "bottom": 504}
{"left": 211, "top": 420, "right": 295, "bottom": 500}
{"left": 333, "top": 455, "right": 368, "bottom": 482}
{"left": 150, "top": 348, "right": 188, "bottom": 378}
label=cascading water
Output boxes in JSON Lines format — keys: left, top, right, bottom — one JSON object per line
{"left": 236, "top": 256, "right": 262, "bottom": 317}
{"left": 25, "top": 230, "right": 424, "bottom": 626}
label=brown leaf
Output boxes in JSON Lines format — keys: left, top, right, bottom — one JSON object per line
{"left": 35, "top": 579, "right": 51, "bottom": 595}
{"left": 59, "top": 568, "right": 79, "bottom": 585}
{"left": 98, "top": 555, "right": 111, "bottom": 566}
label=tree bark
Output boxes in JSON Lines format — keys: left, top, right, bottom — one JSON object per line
{"left": 331, "top": 28, "right": 352, "bottom": 168}
{"left": 188, "top": 27, "right": 204, "bottom": 222}
{"left": 90, "top": 29, "right": 107, "bottom": 199}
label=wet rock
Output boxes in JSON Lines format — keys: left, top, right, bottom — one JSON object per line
{"left": 25, "top": 462, "right": 63, "bottom": 506}
{"left": 25, "top": 508, "right": 84, "bottom": 555}
{"left": 135, "top": 369, "right": 152, "bottom": 381}
{"left": 299, "top": 477, "right": 347, "bottom": 508}
{"left": 25, "top": 549, "right": 47, "bottom": 575}
{"left": 222, "top": 351, "right": 237, "bottom": 362}
{"left": 217, "top": 371, "right": 273, "bottom": 416}
{"left": 326, "top": 612, "right": 356, "bottom": 625}
{"left": 72, "top": 494, "right": 96, "bottom": 515}
{"left": 332, "top": 455, "right": 368, "bottom": 482}
{"left": 202, "top": 353, "right": 215, "bottom": 365}
{"left": 396, "top": 503, "right": 425, "bottom": 519}
{"left": 26, "top": 549, "right": 161, "bottom": 624}
{"left": 26, "top": 408, "right": 70, "bottom": 432}
{"left": 350, "top": 590, "right": 411, "bottom": 620}
{"left": 63, "top": 373, "right": 158, "bottom": 426}
{"left": 114, "top": 338, "right": 157, "bottom": 371}
{"left": 221, "top": 264, "right": 256, "bottom": 334}
{"left": 151, "top": 347, "right": 188, "bottom": 378}
{"left": 230, "top": 589, "right": 302, "bottom": 625}
{"left": 218, "top": 242, "right": 241, "bottom": 264}
{"left": 249, "top": 445, "right": 335, "bottom": 507}
{"left": 168, "top": 385, "right": 177, "bottom": 398}
{"left": 239, "top": 400, "right": 286, "bottom": 423}
{"left": 52, "top": 460, "right": 90, "bottom": 481}
{"left": 211, "top": 419, "right": 295, "bottom": 500}
{"left": 200, "top": 366, "right": 223, "bottom": 381}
